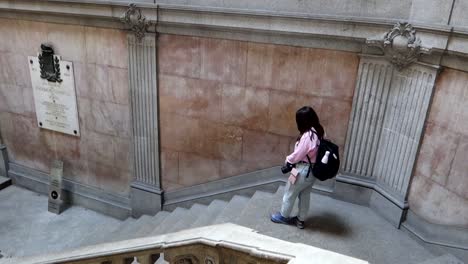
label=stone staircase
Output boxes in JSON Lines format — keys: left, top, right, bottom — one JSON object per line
{"left": 0, "top": 185, "right": 464, "bottom": 264}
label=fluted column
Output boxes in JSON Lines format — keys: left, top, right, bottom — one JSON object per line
{"left": 128, "top": 33, "right": 162, "bottom": 217}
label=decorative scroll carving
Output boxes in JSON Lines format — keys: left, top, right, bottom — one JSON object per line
{"left": 174, "top": 255, "right": 199, "bottom": 264}
{"left": 38, "top": 44, "right": 62, "bottom": 83}
{"left": 366, "top": 22, "right": 431, "bottom": 70}
{"left": 204, "top": 256, "right": 215, "bottom": 264}
{"left": 121, "top": 4, "right": 152, "bottom": 41}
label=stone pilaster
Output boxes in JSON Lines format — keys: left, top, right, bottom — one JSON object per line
{"left": 127, "top": 33, "right": 162, "bottom": 217}
{"left": 343, "top": 56, "right": 393, "bottom": 178}
{"left": 339, "top": 22, "right": 439, "bottom": 227}
{"left": 373, "top": 63, "right": 438, "bottom": 200}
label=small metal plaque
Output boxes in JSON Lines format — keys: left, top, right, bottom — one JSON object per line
{"left": 28, "top": 45, "right": 80, "bottom": 136}
{"left": 48, "top": 160, "right": 64, "bottom": 214}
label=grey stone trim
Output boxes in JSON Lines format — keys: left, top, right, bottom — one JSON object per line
{"left": 402, "top": 211, "right": 468, "bottom": 260}
{"left": 336, "top": 174, "right": 408, "bottom": 210}
{"left": 370, "top": 190, "right": 407, "bottom": 228}
{"left": 163, "top": 167, "right": 333, "bottom": 211}
{"left": 0, "top": 10, "right": 127, "bottom": 30}
{"left": 0, "top": 144, "right": 8, "bottom": 178}
{"left": 7, "top": 162, "right": 131, "bottom": 219}
{"left": 440, "top": 53, "right": 468, "bottom": 72}
{"left": 156, "top": 23, "right": 365, "bottom": 53}
{"left": 130, "top": 180, "right": 162, "bottom": 218}
{"left": 0, "top": 0, "right": 460, "bottom": 53}
{"left": 0, "top": 175, "right": 11, "bottom": 191}
{"left": 334, "top": 176, "right": 407, "bottom": 228}
{"left": 403, "top": 211, "right": 468, "bottom": 250}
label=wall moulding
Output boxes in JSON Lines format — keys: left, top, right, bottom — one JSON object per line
{"left": 0, "top": 0, "right": 459, "bottom": 55}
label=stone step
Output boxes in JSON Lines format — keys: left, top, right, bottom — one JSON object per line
{"left": 134, "top": 211, "right": 171, "bottom": 238}
{"left": 77, "top": 213, "right": 127, "bottom": 247}
{"left": 250, "top": 186, "right": 286, "bottom": 232}
{"left": 150, "top": 207, "right": 189, "bottom": 236}
{"left": 99, "top": 218, "right": 138, "bottom": 243}
{"left": 417, "top": 254, "right": 464, "bottom": 264}
{"left": 190, "top": 200, "right": 228, "bottom": 228}
{"left": 168, "top": 204, "right": 207, "bottom": 233}
{"left": 22, "top": 206, "right": 122, "bottom": 258}
{"left": 212, "top": 195, "right": 250, "bottom": 225}
{"left": 110, "top": 215, "right": 157, "bottom": 242}
{"left": 234, "top": 191, "right": 275, "bottom": 228}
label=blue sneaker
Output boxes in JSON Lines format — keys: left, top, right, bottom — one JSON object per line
{"left": 270, "top": 212, "right": 291, "bottom": 224}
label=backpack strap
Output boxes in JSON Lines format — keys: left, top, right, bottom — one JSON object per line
{"left": 306, "top": 155, "right": 312, "bottom": 178}
{"left": 309, "top": 129, "right": 320, "bottom": 146}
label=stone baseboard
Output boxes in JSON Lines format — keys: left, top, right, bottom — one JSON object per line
{"left": 131, "top": 181, "right": 163, "bottom": 218}
{"left": 401, "top": 211, "right": 468, "bottom": 262}
{"left": 334, "top": 174, "right": 408, "bottom": 228}
{"left": 8, "top": 163, "right": 131, "bottom": 220}
{"left": 0, "top": 144, "right": 8, "bottom": 178}
{"left": 163, "top": 166, "right": 334, "bottom": 211}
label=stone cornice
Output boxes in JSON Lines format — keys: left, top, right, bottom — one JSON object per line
{"left": 2, "top": 1, "right": 468, "bottom": 61}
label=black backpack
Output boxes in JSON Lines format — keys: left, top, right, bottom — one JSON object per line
{"left": 306, "top": 132, "right": 340, "bottom": 181}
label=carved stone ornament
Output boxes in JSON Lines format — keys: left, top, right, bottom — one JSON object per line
{"left": 204, "top": 256, "right": 215, "bottom": 264}
{"left": 121, "top": 3, "right": 152, "bottom": 41}
{"left": 174, "top": 255, "right": 199, "bottom": 264}
{"left": 366, "top": 22, "right": 432, "bottom": 70}
{"left": 38, "top": 44, "right": 62, "bottom": 83}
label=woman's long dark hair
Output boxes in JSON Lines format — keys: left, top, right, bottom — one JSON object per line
{"left": 296, "top": 106, "right": 324, "bottom": 140}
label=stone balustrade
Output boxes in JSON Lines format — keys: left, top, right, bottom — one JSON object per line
{"left": 0, "top": 224, "right": 368, "bottom": 264}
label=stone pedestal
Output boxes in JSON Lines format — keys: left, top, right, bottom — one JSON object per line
{"left": 127, "top": 33, "right": 163, "bottom": 217}
{"left": 131, "top": 181, "right": 163, "bottom": 217}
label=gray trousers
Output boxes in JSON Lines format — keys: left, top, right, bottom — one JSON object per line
{"left": 280, "top": 163, "right": 316, "bottom": 221}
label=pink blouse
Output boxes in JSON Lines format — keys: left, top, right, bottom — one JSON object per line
{"left": 286, "top": 130, "right": 320, "bottom": 164}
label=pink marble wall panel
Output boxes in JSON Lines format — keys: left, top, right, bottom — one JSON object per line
{"left": 159, "top": 34, "right": 359, "bottom": 191}
{"left": 409, "top": 68, "right": 468, "bottom": 227}
{"left": 159, "top": 74, "right": 221, "bottom": 122}
{"left": 0, "top": 18, "right": 131, "bottom": 196}
{"left": 159, "top": 34, "right": 201, "bottom": 79}
{"left": 221, "top": 85, "right": 270, "bottom": 131}
{"left": 200, "top": 38, "right": 247, "bottom": 86}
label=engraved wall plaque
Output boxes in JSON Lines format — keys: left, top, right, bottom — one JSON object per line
{"left": 48, "top": 160, "right": 64, "bottom": 214}
{"left": 28, "top": 45, "right": 80, "bottom": 136}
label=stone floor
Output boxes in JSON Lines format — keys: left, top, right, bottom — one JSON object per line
{"left": 0, "top": 185, "right": 461, "bottom": 264}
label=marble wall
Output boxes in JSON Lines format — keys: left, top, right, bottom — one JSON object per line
{"left": 0, "top": 18, "right": 132, "bottom": 195}
{"left": 409, "top": 68, "right": 468, "bottom": 227}
{"left": 158, "top": 34, "right": 359, "bottom": 191}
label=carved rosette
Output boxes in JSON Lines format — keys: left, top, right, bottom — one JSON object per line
{"left": 121, "top": 4, "right": 152, "bottom": 41}
{"left": 366, "top": 22, "right": 431, "bottom": 70}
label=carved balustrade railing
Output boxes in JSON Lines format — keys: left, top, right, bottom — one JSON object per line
{"left": 0, "top": 224, "right": 368, "bottom": 264}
